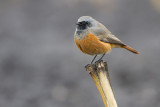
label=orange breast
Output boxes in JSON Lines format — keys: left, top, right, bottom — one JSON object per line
{"left": 74, "top": 33, "right": 112, "bottom": 55}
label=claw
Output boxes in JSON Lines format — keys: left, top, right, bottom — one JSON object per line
{"left": 95, "top": 59, "right": 103, "bottom": 64}
{"left": 85, "top": 64, "right": 90, "bottom": 71}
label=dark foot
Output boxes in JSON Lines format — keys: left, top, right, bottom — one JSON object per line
{"left": 95, "top": 59, "right": 103, "bottom": 64}
{"left": 95, "top": 60, "right": 105, "bottom": 72}
{"left": 85, "top": 64, "right": 91, "bottom": 71}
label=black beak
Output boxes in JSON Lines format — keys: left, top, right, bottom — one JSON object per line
{"left": 76, "top": 22, "right": 80, "bottom": 25}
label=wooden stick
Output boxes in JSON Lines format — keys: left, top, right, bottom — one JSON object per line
{"left": 85, "top": 61, "right": 118, "bottom": 107}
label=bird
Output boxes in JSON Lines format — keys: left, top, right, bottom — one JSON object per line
{"left": 74, "top": 16, "right": 139, "bottom": 64}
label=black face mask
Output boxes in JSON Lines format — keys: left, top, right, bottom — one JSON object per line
{"left": 76, "top": 21, "right": 90, "bottom": 30}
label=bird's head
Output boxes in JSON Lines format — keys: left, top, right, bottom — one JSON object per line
{"left": 76, "top": 16, "right": 98, "bottom": 30}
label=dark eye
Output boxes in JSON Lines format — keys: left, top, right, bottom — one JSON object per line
{"left": 76, "top": 21, "right": 90, "bottom": 30}
{"left": 77, "top": 21, "right": 89, "bottom": 26}
{"left": 82, "top": 21, "right": 89, "bottom": 25}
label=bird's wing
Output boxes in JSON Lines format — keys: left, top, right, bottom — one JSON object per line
{"left": 90, "top": 27, "right": 125, "bottom": 45}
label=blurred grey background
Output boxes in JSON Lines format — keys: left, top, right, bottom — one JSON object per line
{"left": 0, "top": 0, "right": 160, "bottom": 107}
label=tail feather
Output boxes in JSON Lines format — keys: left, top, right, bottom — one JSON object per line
{"left": 122, "top": 45, "right": 139, "bottom": 54}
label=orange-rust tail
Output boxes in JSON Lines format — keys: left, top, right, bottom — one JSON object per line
{"left": 122, "top": 45, "right": 139, "bottom": 54}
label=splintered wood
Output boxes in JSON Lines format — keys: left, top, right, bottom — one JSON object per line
{"left": 85, "top": 61, "right": 117, "bottom": 107}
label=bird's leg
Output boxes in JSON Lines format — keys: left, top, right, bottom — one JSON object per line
{"left": 91, "top": 55, "right": 97, "bottom": 64}
{"left": 85, "top": 55, "right": 97, "bottom": 71}
{"left": 97, "top": 53, "right": 106, "bottom": 62}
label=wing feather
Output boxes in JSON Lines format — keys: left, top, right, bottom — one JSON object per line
{"left": 90, "top": 27, "right": 125, "bottom": 45}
